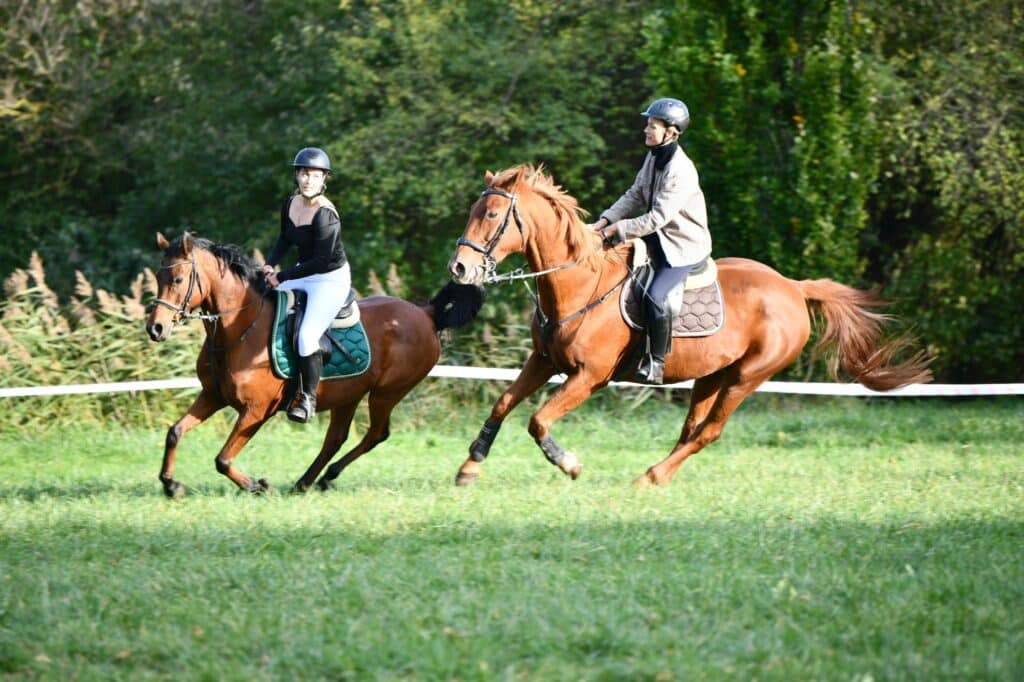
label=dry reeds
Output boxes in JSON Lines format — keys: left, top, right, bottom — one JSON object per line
{"left": 0, "top": 252, "right": 203, "bottom": 430}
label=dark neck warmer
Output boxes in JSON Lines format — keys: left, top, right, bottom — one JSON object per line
{"left": 650, "top": 141, "right": 678, "bottom": 170}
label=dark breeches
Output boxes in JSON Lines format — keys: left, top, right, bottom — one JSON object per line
{"left": 644, "top": 263, "right": 693, "bottom": 319}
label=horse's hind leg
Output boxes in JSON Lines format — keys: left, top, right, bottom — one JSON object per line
{"left": 456, "top": 350, "right": 556, "bottom": 485}
{"left": 635, "top": 369, "right": 762, "bottom": 487}
{"left": 676, "top": 371, "right": 728, "bottom": 445}
{"left": 292, "top": 402, "right": 357, "bottom": 493}
{"left": 160, "top": 389, "right": 226, "bottom": 498}
{"left": 316, "top": 391, "right": 400, "bottom": 490}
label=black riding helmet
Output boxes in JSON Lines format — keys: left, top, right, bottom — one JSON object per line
{"left": 641, "top": 98, "right": 689, "bottom": 134}
{"left": 292, "top": 147, "right": 331, "bottom": 174}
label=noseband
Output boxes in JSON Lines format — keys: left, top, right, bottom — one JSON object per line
{"left": 455, "top": 188, "right": 527, "bottom": 283}
{"left": 453, "top": 186, "right": 628, "bottom": 331}
{"left": 152, "top": 254, "right": 204, "bottom": 324}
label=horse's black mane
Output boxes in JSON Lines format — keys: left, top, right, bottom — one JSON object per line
{"left": 169, "top": 234, "right": 271, "bottom": 296}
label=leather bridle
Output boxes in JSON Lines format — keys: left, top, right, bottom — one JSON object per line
{"left": 151, "top": 253, "right": 253, "bottom": 327}
{"left": 454, "top": 188, "right": 527, "bottom": 283}
{"left": 454, "top": 186, "right": 628, "bottom": 330}
{"left": 152, "top": 254, "right": 205, "bottom": 324}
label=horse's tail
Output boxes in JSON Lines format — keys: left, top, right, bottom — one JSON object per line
{"left": 426, "top": 281, "right": 486, "bottom": 332}
{"left": 797, "top": 279, "right": 932, "bottom": 391}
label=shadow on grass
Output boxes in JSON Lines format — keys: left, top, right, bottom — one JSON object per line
{"left": 2, "top": 509, "right": 1022, "bottom": 679}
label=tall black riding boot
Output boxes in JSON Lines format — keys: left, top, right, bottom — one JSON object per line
{"left": 635, "top": 314, "right": 672, "bottom": 384}
{"left": 288, "top": 352, "right": 322, "bottom": 423}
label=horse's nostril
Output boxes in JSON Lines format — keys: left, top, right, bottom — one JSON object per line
{"left": 452, "top": 262, "right": 466, "bottom": 279}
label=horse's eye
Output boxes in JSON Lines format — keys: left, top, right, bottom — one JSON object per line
{"left": 486, "top": 211, "right": 499, "bottom": 220}
{"left": 174, "top": 276, "right": 184, "bottom": 284}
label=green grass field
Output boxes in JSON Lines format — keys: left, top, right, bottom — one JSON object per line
{"left": 1, "top": 392, "right": 1022, "bottom": 680}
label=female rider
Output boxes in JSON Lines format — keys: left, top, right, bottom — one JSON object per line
{"left": 263, "top": 147, "right": 350, "bottom": 422}
{"left": 588, "top": 98, "right": 712, "bottom": 384}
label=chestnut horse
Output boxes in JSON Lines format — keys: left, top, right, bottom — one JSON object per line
{"left": 447, "top": 165, "right": 931, "bottom": 487}
{"left": 145, "top": 232, "right": 482, "bottom": 496}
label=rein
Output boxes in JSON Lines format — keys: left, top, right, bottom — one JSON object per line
{"left": 459, "top": 187, "right": 627, "bottom": 330}
{"left": 152, "top": 253, "right": 260, "bottom": 344}
{"left": 460, "top": 188, "right": 592, "bottom": 285}
{"left": 203, "top": 295, "right": 266, "bottom": 352}
{"left": 152, "top": 256, "right": 244, "bottom": 322}
{"left": 152, "top": 250, "right": 267, "bottom": 399}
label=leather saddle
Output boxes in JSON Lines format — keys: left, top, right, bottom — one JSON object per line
{"left": 619, "top": 241, "right": 725, "bottom": 337}
{"left": 283, "top": 289, "right": 361, "bottom": 361}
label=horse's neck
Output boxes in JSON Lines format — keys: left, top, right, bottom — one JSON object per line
{"left": 202, "top": 270, "right": 266, "bottom": 340}
{"left": 525, "top": 224, "right": 624, "bottom": 319}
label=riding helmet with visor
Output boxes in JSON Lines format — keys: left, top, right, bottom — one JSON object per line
{"left": 292, "top": 147, "right": 331, "bottom": 174}
{"left": 641, "top": 98, "right": 690, "bottom": 134}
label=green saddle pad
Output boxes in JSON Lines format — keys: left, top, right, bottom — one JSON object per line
{"left": 270, "top": 291, "right": 372, "bottom": 380}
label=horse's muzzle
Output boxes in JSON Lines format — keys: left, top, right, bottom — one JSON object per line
{"left": 146, "top": 321, "right": 168, "bottom": 342}
{"left": 448, "top": 256, "right": 483, "bottom": 286}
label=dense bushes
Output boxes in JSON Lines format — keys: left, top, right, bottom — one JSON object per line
{"left": 2, "top": 1, "right": 1021, "bottom": 382}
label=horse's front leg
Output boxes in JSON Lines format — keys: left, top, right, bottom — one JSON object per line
{"left": 455, "top": 350, "right": 555, "bottom": 485}
{"left": 160, "top": 389, "right": 226, "bottom": 498}
{"left": 214, "top": 409, "right": 272, "bottom": 493}
{"left": 528, "top": 370, "right": 607, "bottom": 479}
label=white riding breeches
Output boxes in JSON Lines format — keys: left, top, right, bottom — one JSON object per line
{"left": 275, "top": 264, "right": 351, "bottom": 357}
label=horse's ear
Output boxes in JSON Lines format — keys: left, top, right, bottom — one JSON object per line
{"left": 181, "top": 231, "right": 193, "bottom": 255}
{"left": 484, "top": 170, "right": 494, "bottom": 186}
{"left": 156, "top": 232, "right": 170, "bottom": 250}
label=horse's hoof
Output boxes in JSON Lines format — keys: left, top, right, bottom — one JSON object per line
{"left": 252, "top": 478, "right": 272, "bottom": 495}
{"left": 316, "top": 478, "right": 334, "bottom": 492}
{"left": 559, "top": 452, "right": 582, "bottom": 480}
{"left": 455, "top": 472, "right": 479, "bottom": 486}
{"left": 163, "top": 481, "right": 186, "bottom": 499}
{"left": 292, "top": 481, "right": 310, "bottom": 495}
{"left": 631, "top": 471, "right": 655, "bottom": 489}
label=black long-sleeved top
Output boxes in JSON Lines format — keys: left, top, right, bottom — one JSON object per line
{"left": 266, "top": 196, "right": 347, "bottom": 282}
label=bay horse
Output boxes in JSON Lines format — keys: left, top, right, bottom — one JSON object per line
{"left": 447, "top": 165, "right": 931, "bottom": 487}
{"left": 145, "top": 232, "right": 482, "bottom": 497}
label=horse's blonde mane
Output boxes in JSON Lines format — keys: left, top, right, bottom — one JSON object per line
{"left": 488, "top": 164, "right": 601, "bottom": 268}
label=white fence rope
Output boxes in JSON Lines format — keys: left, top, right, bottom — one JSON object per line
{"left": 0, "top": 365, "right": 1021, "bottom": 398}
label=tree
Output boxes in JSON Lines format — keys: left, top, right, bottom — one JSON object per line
{"left": 864, "top": 0, "right": 1024, "bottom": 381}
{"left": 1, "top": 0, "right": 652, "bottom": 303}
{"left": 641, "top": 0, "right": 882, "bottom": 282}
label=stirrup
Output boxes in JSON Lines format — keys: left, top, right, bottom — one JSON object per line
{"left": 287, "top": 393, "right": 316, "bottom": 423}
{"left": 635, "top": 356, "right": 665, "bottom": 385}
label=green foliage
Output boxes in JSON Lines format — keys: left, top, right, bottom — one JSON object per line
{"left": 2, "top": 1, "right": 1021, "bottom": 381}
{"left": 863, "top": 0, "right": 1024, "bottom": 381}
{"left": 0, "top": 0, "right": 650, "bottom": 298}
{"left": 641, "top": 0, "right": 881, "bottom": 282}
{"left": 1, "top": 0, "right": 655, "bottom": 378}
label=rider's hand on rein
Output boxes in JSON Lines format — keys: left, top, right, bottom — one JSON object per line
{"left": 597, "top": 225, "right": 622, "bottom": 247}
